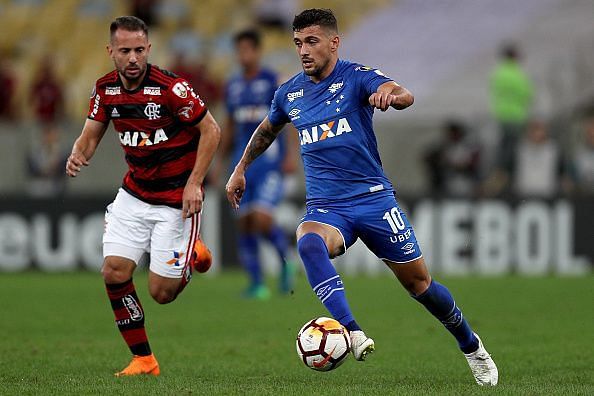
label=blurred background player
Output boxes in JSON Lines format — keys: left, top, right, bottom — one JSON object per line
{"left": 512, "top": 119, "right": 567, "bottom": 198}
{"left": 570, "top": 117, "right": 594, "bottom": 195}
{"left": 26, "top": 123, "right": 70, "bottom": 198}
{"left": 226, "top": 9, "right": 498, "bottom": 386}
{"left": 65, "top": 16, "right": 220, "bottom": 376}
{"left": 215, "top": 29, "right": 296, "bottom": 299}
{"left": 486, "top": 42, "right": 534, "bottom": 194}
{"left": 424, "top": 120, "right": 481, "bottom": 198}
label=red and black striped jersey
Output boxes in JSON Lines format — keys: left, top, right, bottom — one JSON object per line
{"left": 87, "top": 64, "right": 208, "bottom": 208}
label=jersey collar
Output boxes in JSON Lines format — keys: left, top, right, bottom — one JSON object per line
{"left": 118, "top": 63, "right": 152, "bottom": 93}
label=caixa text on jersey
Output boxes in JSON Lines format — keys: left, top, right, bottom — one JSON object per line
{"left": 118, "top": 129, "right": 168, "bottom": 147}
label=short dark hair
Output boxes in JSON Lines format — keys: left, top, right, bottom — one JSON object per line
{"left": 110, "top": 16, "right": 148, "bottom": 40}
{"left": 234, "top": 29, "right": 261, "bottom": 48}
{"left": 292, "top": 8, "right": 338, "bottom": 33}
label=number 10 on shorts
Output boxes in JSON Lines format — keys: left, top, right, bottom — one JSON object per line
{"left": 383, "top": 207, "right": 405, "bottom": 234}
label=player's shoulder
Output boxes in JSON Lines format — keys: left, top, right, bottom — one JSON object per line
{"left": 276, "top": 72, "right": 304, "bottom": 95}
{"left": 346, "top": 60, "right": 389, "bottom": 78}
{"left": 339, "top": 59, "right": 360, "bottom": 70}
{"left": 339, "top": 59, "right": 373, "bottom": 76}
{"left": 149, "top": 64, "right": 181, "bottom": 87}
{"left": 95, "top": 70, "right": 119, "bottom": 88}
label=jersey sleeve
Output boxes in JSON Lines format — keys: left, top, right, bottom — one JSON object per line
{"left": 352, "top": 64, "right": 394, "bottom": 100}
{"left": 87, "top": 83, "right": 109, "bottom": 123}
{"left": 267, "top": 86, "right": 289, "bottom": 126}
{"left": 167, "top": 78, "right": 208, "bottom": 125}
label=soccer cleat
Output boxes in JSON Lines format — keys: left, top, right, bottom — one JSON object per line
{"left": 191, "top": 238, "right": 212, "bottom": 273}
{"left": 242, "top": 284, "right": 271, "bottom": 300}
{"left": 349, "top": 330, "right": 375, "bottom": 361}
{"left": 464, "top": 333, "right": 498, "bottom": 386}
{"left": 279, "top": 260, "right": 296, "bottom": 294}
{"left": 114, "top": 354, "right": 160, "bottom": 377}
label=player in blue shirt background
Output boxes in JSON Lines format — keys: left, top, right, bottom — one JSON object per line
{"left": 215, "top": 29, "right": 296, "bottom": 299}
{"left": 226, "top": 9, "right": 498, "bottom": 385}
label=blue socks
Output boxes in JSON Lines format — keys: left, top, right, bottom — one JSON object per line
{"left": 238, "top": 234, "right": 261, "bottom": 286}
{"left": 265, "top": 225, "right": 289, "bottom": 265}
{"left": 297, "top": 233, "right": 359, "bottom": 330}
{"left": 413, "top": 280, "right": 479, "bottom": 353}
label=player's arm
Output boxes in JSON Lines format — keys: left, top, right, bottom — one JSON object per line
{"left": 182, "top": 111, "right": 221, "bottom": 218}
{"left": 65, "top": 119, "right": 108, "bottom": 177}
{"left": 225, "top": 116, "right": 286, "bottom": 209}
{"left": 369, "top": 81, "right": 414, "bottom": 111}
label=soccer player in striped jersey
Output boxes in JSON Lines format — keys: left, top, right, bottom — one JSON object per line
{"left": 226, "top": 8, "right": 498, "bottom": 386}
{"left": 66, "top": 16, "right": 221, "bottom": 376}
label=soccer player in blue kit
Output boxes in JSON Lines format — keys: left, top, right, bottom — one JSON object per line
{"left": 217, "top": 29, "right": 295, "bottom": 298}
{"left": 226, "top": 9, "right": 498, "bottom": 385}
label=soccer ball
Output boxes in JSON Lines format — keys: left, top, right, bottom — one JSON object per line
{"left": 295, "top": 317, "right": 351, "bottom": 371}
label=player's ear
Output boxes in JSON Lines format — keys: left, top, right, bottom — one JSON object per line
{"left": 106, "top": 44, "right": 113, "bottom": 57}
{"left": 330, "top": 35, "right": 340, "bottom": 52}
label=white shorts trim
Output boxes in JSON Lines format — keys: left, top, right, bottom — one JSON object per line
{"left": 381, "top": 254, "right": 424, "bottom": 265}
{"left": 103, "top": 243, "right": 145, "bottom": 264}
{"left": 299, "top": 220, "right": 347, "bottom": 257}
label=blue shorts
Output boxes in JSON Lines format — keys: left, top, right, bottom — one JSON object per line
{"left": 239, "top": 169, "right": 284, "bottom": 215}
{"left": 300, "top": 192, "right": 422, "bottom": 263}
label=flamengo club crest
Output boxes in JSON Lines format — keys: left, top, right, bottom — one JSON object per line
{"left": 144, "top": 102, "right": 161, "bottom": 120}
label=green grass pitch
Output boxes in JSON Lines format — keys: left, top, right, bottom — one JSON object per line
{"left": 0, "top": 271, "right": 592, "bottom": 395}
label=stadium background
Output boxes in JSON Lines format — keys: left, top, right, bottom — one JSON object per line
{"left": 0, "top": 1, "right": 593, "bottom": 394}
{"left": 0, "top": 0, "right": 592, "bottom": 274}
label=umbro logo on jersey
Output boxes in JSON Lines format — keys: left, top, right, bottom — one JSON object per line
{"left": 143, "top": 86, "right": 161, "bottom": 95}
{"left": 288, "top": 108, "right": 301, "bottom": 121}
{"left": 119, "top": 128, "right": 168, "bottom": 147}
{"left": 299, "top": 117, "right": 352, "bottom": 146}
{"left": 328, "top": 81, "right": 343, "bottom": 94}
{"left": 111, "top": 107, "right": 120, "bottom": 118}
{"left": 105, "top": 86, "right": 121, "bottom": 95}
{"left": 287, "top": 89, "right": 303, "bottom": 102}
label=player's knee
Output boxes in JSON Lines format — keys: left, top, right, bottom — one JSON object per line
{"left": 402, "top": 275, "right": 431, "bottom": 296}
{"left": 297, "top": 233, "right": 328, "bottom": 261}
{"left": 150, "top": 288, "right": 177, "bottom": 304}
{"left": 101, "top": 261, "right": 131, "bottom": 284}
{"left": 253, "top": 213, "right": 273, "bottom": 234}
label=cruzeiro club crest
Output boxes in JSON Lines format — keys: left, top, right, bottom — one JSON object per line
{"left": 144, "top": 102, "right": 161, "bottom": 120}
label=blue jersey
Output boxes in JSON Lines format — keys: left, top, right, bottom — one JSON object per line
{"left": 268, "top": 59, "right": 394, "bottom": 203}
{"left": 226, "top": 68, "right": 285, "bottom": 176}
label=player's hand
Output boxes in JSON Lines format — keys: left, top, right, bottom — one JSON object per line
{"left": 65, "top": 152, "right": 89, "bottom": 177}
{"left": 225, "top": 169, "right": 246, "bottom": 210}
{"left": 182, "top": 182, "right": 203, "bottom": 218}
{"left": 368, "top": 91, "right": 398, "bottom": 112}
